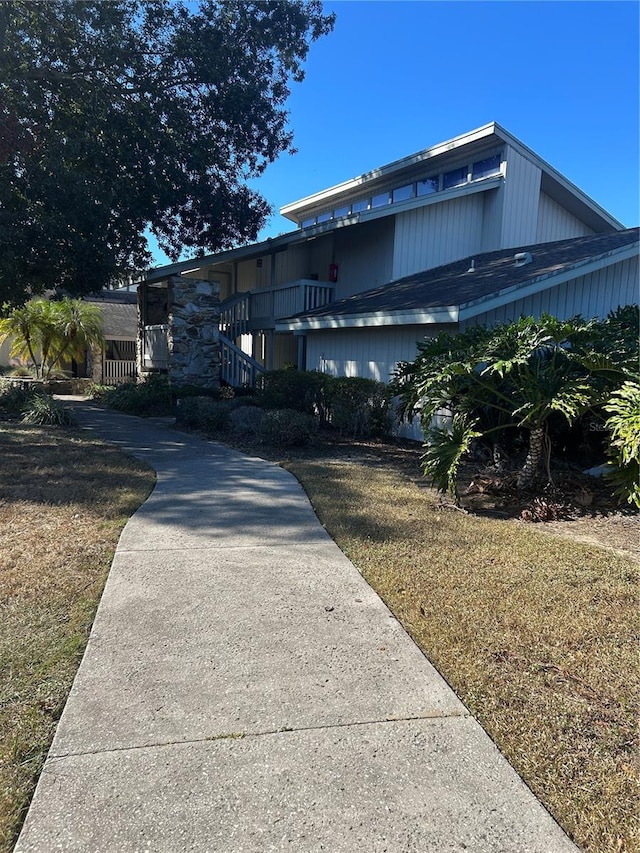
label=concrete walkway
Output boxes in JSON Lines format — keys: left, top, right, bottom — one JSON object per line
{"left": 16, "top": 403, "right": 578, "bottom": 852}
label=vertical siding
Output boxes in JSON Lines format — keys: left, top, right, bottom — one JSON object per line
{"left": 272, "top": 333, "right": 298, "bottom": 368}
{"left": 305, "top": 324, "right": 452, "bottom": 384}
{"left": 333, "top": 218, "right": 395, "bottom": 298}
{"left": 536, "top": 192, "right": 595, "bottom": 242}
{"left": 461, "top": 256, "right": 639, "bottom": 329}
{"left": 501, "top": 146, "right": 541, "bottom": 248}
{"left": 480, "top": 187, "right": 504, "bottom": 252}
{"left": 236, "top": 258, "right": 266, "bottom": 293}
{"left": 392, "top": 194, "right": 485, "bottom": 279}
{"left": 275, "top": 243, "right": 309, "bottom": 285}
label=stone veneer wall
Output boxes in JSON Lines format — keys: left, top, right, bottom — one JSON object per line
{"left": 167, "top": 275, "right": 221, "bottom": 388}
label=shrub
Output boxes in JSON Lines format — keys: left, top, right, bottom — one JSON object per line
{"left": 0, "top": 380, "right": 38, "bottom": 413}
{"left": 100, "top": 375, "right": 174, "bottom": 417}
{"left": 175, "top": 396, "right": 248, "bottom": 432}
{"left": 604, "top": 380, "right": 640, "bottom": 508}
{"left": 197, "top": 398, "right": 236, "bottom": 432}
{"left": 258, "top": 408, "right": 318, "bottom": 447}
{"left": 21, "top": 393, "right": 76, "bottom": 426}
{"left": 327, "top": 376, "right": 390, "bottom": 438}
{"left": 8, "top": 365, "right": 33, "bottom": 378}
{"left": 228, "top": 405, "right": 266, "bottom": 437}
{"left": 256, "top": 369, "right": 329, "bottom": 419}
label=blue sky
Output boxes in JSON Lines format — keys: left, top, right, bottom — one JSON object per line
{"left": 151, "top": 0, "right": 639, "bottom": 265}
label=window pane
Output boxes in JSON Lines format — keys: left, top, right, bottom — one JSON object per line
{"left": 392, "top": 184, "right": 412, "bottom": 202}
{"left": 416, "top": 177, "right": 439, "bottom": 196}
{"left": 334, "top": 205, "right": 350, "bottom": 218}
{"left": 352, "top": 198, "right": 369, "bottom": 213}
{"left": 371, "top": 192, "right": 390, "bottom": 208}
{"left": 316, "top": 212, "right": 332, "bottom": 223}
{"left": 472, "top": 154, "right": 501, "bottom": 180}
{"left": 301, "top": 218, "right": 315, "bottom": 228}
{"left": 443, "top": 167, "right": 468, "bottom": 189}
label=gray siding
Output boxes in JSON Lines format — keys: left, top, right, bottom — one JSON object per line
{"left": 333, "top": 218, "right": 394, "bottom": 298}
{"left": 305, "top": 324, "right": 451, "bottom": 384}
{"left": 501, "top": 146, "right": 541, "bottom": 248}
{"left": 536, "top": 192, "right": 595, "bottom": 243}
{"left": 461, "top": 256, "right": 639, "bottom": 328}
{"left": 392, "top": 194, "right": 485, "bottom": 279}
{"left": 275, "top": 243, "right": 309, "bottom": 284}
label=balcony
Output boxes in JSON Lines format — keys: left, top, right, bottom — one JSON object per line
{"left": 220, "top": 279, "right": 334, "bottom": 339}
{"left": 142, "top": 323, "right": 169, "bottom": 370}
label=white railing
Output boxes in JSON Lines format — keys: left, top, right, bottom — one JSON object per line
{"left": 220, "top": 334, "right": 265, "bottom": 388}
{"left": 104, "top": 359, "right": 137, "bottom": 384}
{"left": 219, "top": 280, "right": 334, "bottom": 334}
{"left": 220, "top": 292, "right": 251, "bottom": 340}
{"left": 143, "top": 324, "right": 169, "bottom": 369}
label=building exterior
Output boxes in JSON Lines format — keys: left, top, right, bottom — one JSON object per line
{"left": 138, "top": 122, "right": 637, "bottom": 390}
{"left": 0, "top": 289, "right": 138, "bottom": 384}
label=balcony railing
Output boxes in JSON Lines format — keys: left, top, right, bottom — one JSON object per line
{"left": 143, "top": 323, "right": 169, "bottom": 369}
{"left": 220, "top": 334, "right": 265, "bottom": 388}
{"left": 220, "top": 279, "right": 334, "bottom": 337}
{"left": 103, "top": 359, "right": 137, "bottom": 384}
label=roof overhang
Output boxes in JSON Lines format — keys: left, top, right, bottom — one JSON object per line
{"left": 281, "top": 121, "right": 624, "bottom": 232}
{"left": 460, "top": 240, "right": 639, "bottom": 321}
{"left": 277, "top": 307, "right": 459, "bottom": 332}
{"left": 276, "top": 240, "right": 638, "bottom": 332}
{"left": 281, "top": 123, "right": 504, "bottom": 221}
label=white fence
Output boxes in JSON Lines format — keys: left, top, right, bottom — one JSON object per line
{"left": 103, "top": 359, "right": 137, "bottom": 384}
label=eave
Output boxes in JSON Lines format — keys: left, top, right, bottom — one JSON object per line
{"left": 276, "top": 240, "right": 639, "bottom": 332}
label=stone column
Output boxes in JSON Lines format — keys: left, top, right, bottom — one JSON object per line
{"left": 167, "top": 276, "right": 221, "bottom": 389}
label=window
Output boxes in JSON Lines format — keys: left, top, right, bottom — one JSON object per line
{"left": 352, "top": 198, "right": 369, "bottom": 213}
{"left": 416, "top": 177, "right": 439, "bottom": 196}
{"left": 371, "top": 192, "right": 390, "bottom": 208}
{"left": 316, "top": 212, "right": 332, "bottom": 224}
{"left": 333, "top": 205, "right": 350, "bottom": 218}
{"left": 392, "top": 184, "right": 413, "bottom": 203}
{"left": 301, "top": 218, "right": 315, "bottom": 228}
{"left": 472, "top": 154, "right": 501, "bottom": 180}
{"left": 443, "top": 167, "right": 468, "bottom": 189}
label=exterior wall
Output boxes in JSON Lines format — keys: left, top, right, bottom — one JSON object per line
{"left": 460, "top": 256, "right": 639, "bottom": 329}
{"left": 392, "top": 194, "right": 485, "bottom": 279}
{"left": 333, "top": 218, "right": 394, "bottom": 297}
{"left": 273, "top": 333, "right": 298, "bottom": 368}
{"left": 0, "top": 337, "right": 18, "bottom": 368}
{"left": 305, "top": 324, "right": 452, "bottom": 384}
{"left": 536, "top": 192, "right": 595, "bottom": 243}
{"left": 236, "top": 257, "right": 268, "bottom": 293}
{"left": 500, "top": 145, "right": 542, "bottom": 248}
{"left": 275, "top": 243, "right": 310, "bottom": 284}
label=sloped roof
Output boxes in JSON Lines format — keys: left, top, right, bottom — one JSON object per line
{"left": 277, "top": 229, "right": 639, "bottom": 331}
{"left": 85, "top": 291, "right": 137, "bottom": 338}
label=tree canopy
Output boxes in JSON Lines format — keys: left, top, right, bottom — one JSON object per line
{"left": 0, "top": 0, "right": 334, "bottom": 306}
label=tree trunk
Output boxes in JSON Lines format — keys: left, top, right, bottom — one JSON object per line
{"left": 517, "top": 427, "right": 545, "bottom": 490}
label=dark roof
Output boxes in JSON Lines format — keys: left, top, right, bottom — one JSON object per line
{"left": 84, "top": 289, "right": 137, "bottom": 338}
{"left": 85, "top": 289, "right": 138, "bottom": 305}
{"left": 289, "top": 228, "right": 639, "bottom": 321}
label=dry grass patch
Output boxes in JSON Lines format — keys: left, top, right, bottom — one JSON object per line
{"left": 0, "top": 424, "right": 154, "bottom": 853}
{"left": 285, "top": 457, "right": 639, "bottom": 853}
